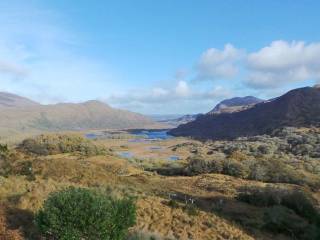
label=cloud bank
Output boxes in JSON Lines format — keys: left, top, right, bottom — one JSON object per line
{"left": 0, "top": 2, "right": 117, "bottom": 103}
{"left": 195, "top": 44, "right": 244, "bottom": 80}
{"left": 107, "top": 81, "right": 232, "bottom": 114}
{"left": 194, "top": 40, "right": 320, "bottom": 89}
{"left": 246, "top": 40, "right": 320, "bottom": 88}
{"left": 0, "top": 1, "right": 318, "bottom": 114}
{"left": 115, "top": 40, "right": 319, "bottom": 113}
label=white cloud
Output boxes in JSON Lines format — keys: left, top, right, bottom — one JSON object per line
{"left": 175, "top": 81, "right": 190, "bottom": 97}
{"left": 107, "top": 81, "right": 231, "bottom": 114}
{"left": 246, "top": 40, "right": 320, "bottom": 88}
{"left": 175, "top": 69, "right": 188, "bottom": 80}
{"left": 0, "top": 2, "right": 317, "bottom": 115}
{"left": 193, "top": 40, "right": 320, "bottom": 90}
{"left": 0, "top": 2, "right": 117, "bottom": 103}
{"left": 152, "top": 87, "right": 168, "bottom": 97}
{"left": 195, "top": 44, "right": 244, "bottom": 80}
{"left": 0, "top": 60, "right": 28, "bottom": 77}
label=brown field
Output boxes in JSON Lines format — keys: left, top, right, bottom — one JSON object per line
{"left": 0, "top": 131, "right": 319, "bottom": 239}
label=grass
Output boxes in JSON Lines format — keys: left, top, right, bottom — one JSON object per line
{"left": 0, "top": 133, "right": 319, "bottom": 239}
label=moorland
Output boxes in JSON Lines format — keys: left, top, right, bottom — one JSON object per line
{"left": 0, "top": 86, "right": 319, "bottom": 240}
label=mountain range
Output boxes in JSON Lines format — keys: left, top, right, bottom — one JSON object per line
{"left": 154, "top": 114, "right": 202, "bottom": 127}
{"left": 0, "top": 92, "right": 40, "bottom": 108}
{"left": 0, "top": 92, "right": 162, "bottom": 139}
{"left": 209, "top": 96, "right": 264, "bottom": 114}
{"left": 170, "top": 86, "right": 320, "bottom": 140}
{"left": 154, "top": 96, "right": 263, "bottom": 127}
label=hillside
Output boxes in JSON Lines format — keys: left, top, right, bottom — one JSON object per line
{"left": 0, "top": 132, "right": 319, "bottom": 240}
{"left": 170, "top": 86, "right": 320, "bottom": 140}
{"left": 0, "top": 95, "right": 162, "bottom": 140}
{"left": 0, "top": 92, "right": 40, "bottom": 108}
{"left": 209, "top": 96, "right": 264, "bottom": 114}
{"left": 156, "top": 114, "right": 202, "bottom": 127}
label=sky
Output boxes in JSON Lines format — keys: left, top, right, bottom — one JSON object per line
{"left": 0, "top": 0, "right": 320, "bottom": 114}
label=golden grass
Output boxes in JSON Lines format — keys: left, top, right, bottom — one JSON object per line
{"left": 0, "top": 134, "right": 319, "bottom": 239}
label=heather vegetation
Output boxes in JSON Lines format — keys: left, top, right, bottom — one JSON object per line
{"left": 18, "top": 134, "right": 108, "bottom": 156}
{"left": 180, "top": 128, "right": 320, "bottom": 188}
{"left": 237, "top": 186, "right": 320, "bottom": 239}
{"left": 0, "top": 131, "right": 319, "bottom": 240}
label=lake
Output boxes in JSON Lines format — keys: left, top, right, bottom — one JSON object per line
{"left": 127, "top": 129, "right": 173, "bottom": 140}
{"left": 85, "top": 129, "right": 174, "bottom": 141}
{"left": 85, "top": 129, "right": 180, "bottom": 161}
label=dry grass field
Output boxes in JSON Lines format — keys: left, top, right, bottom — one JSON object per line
{"left": 0, "top": 131, "right": 319, "bottom": 239}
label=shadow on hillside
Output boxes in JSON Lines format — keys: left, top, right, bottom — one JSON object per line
{"left": 165, "top": 191, "right": 271, "bottom": 239}
{"left": 166, "top": 189, "right": 320, "bottom": 240}
{"left": 5, "top": 207, "right": 40, "bottom": 239}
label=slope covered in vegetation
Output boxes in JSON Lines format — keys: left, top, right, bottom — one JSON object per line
{"left": 0, "top": 132, "right": 319, "bottom": 239}
{"left": 170, "top": 87, "right": 320, "bottom": 140}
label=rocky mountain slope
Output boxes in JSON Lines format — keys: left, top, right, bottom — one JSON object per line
{"left": 209, "top": 96, "right": 264, "bottom": 114}
{"left": 170, "top": 86, "right": 320, "bottom": 140}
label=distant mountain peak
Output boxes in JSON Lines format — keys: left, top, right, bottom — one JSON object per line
{"left": 82, "top": 100, "right": 111, "bottom": 108}
{"left": 209, "top": 96, "right": 264, "bottom": 114}
{"left": 170, "top": 86, "right": 320, "bottom": 140}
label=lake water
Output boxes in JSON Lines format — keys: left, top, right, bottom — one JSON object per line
{"left": 128, "top": 129, "right": 173, "bottom": 140}
{"left": 168, "top": 155, "right": 179, "bottom": 161}
{"left": 86, "top": 129, "right": 179, "bottom": 161}
{"left": 117, "top": 151, "right": 179, "bottom": 161}
{"left": 85, "top": 133, "right": 98, "bottom": 139}
{"left": 149, "top": 146, "right": 163, "bottom": 151}
{"left": 117, "top": 151, "right": 134, "bottom": 158}
{"left": 85, "top": 129, "right": 173, "bottom": 141}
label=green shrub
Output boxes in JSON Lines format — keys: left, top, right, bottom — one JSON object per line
{"left": 35, "top": 187, "right": 136, "bottom": 240}
{"left": 223, "top": 159, "right": 249, "bottom": 178}
{"left": 19, "top": 134, "right": 106, "bottom": 156}
{"left": 263, "top": 206, "right": 320, "bottom": 239}
{"left": 185, "top": 155, "right": 224, "bottom": 175}
{"left": 263, "top": 206, "right": 308, "bottom": 237}
{"left": 249, "top": 159, "right": 304, "bottom": 184}
{"left": 16, "top": 160, "right": 36, "bottom": 181}
{"left": 183, "top": 203, "right": 198, "bottom": 216}
{"left": 282, "top": 191, "right": 320, "bottom": 223}
{"left": 237, "top": 187, "right": 318, "bottom": 216}
{"left": 237, "top": 186, "right": 285, "bottom": 207}
{"left": 0, "top": 144, "right": 15, "bottom": 177}
{"left": 167, "top": 199, "right": 179, "bottom": 208}
{"left": 0, "top": 144, "right": 9, "bottom": 158}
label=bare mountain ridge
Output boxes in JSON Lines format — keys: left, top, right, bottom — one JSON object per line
{"left": 0, "top": 92, "right": 40, "bottom": 108}
{"left": 170, "top": 86, "right": 320, "bottom": 140}
{"left": 152, "top": 96, "right": 263, "bottom": 127}
{"left": 155, "top": 114, "right": 202, "bottom": 127}
{"left": 0, "top": 93, "right": 162, "bottom": 137}
{"left": 209, "top": 96, "right": 264, "bottom": 114}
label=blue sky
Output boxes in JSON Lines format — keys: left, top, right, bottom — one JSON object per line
{"left": 0, "top": 0, "right": 320, "bottom": 114}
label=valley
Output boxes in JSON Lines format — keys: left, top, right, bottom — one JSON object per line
{"left": 0, "top": 125, "right": 319, "bottom": 239}
{"left": 1, "top": 3, "right": 319, "bottom": 239}
{"left": 0, "top": 87, "right": 319, "bottom": 240}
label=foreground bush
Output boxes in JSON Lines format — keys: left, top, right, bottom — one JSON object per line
{"left": 238, "top": 186, "right": 320, "bottom": 239}
{"left": 19, "top": 134, "right": 106, "bottom": 156}
{"left": 35, "top": 187, "right": 136, "bottom": 240}
{"left": 237, "top": 186, "right": 319, "bottom": 219}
